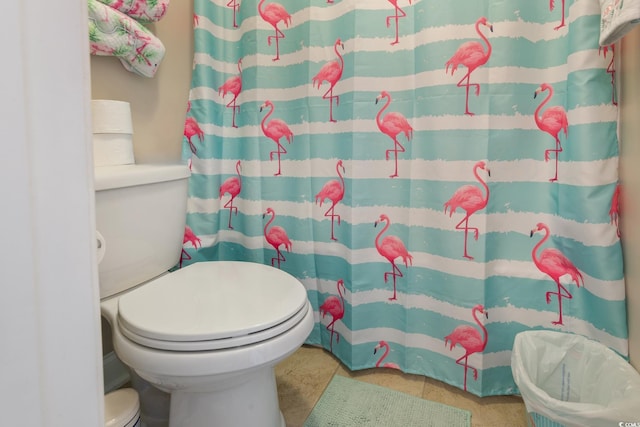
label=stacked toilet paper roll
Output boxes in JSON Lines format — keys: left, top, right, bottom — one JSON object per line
{"left": 91, "top": 100, "right": 135, "bottom": 167}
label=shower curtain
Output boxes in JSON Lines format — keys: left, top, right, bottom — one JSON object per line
{"left": 181, "top": 0, "right": 627, "bottom": 396}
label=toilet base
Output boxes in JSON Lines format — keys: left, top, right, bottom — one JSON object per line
{"left": 167, "top": 366, "right": 285, "bottom": 427}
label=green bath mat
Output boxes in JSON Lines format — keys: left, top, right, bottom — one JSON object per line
{"left": 304, "top": 375, "right": 472, "bottom": 427}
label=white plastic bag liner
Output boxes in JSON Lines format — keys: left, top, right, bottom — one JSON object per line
{"left": 511, "top": 330, "right": 640, "bottom": 427}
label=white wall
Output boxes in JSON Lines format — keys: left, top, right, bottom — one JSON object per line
{"left": 0, "top": 2, "right": 104, "bottom": 426}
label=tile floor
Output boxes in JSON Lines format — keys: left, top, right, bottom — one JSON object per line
{"left": 275, "top": 345, "right": 528, "bottom": 427}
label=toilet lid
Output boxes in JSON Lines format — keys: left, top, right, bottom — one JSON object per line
{"left": 117, "top": 261, "right": 309, "bottom": 351}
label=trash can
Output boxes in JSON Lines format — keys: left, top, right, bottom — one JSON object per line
{"left": 511, "top": 330, "right": 640, "bottom": 427}
{"left": 104, "top": 388, "right": 141, "bottom": 427}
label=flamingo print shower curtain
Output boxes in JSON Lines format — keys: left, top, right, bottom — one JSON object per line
{"left": 181, "top": 0, "right": 628, "bottom": 396}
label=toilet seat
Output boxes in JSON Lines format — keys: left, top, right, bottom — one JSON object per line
{"left": 116, "top": 261, "right": 310, "bottom": 352}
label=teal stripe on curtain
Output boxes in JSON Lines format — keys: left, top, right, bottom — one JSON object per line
{"left": 181, "top": 0, "right": 627, "bottom": 396}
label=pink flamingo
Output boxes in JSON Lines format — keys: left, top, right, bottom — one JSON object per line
{"left": 375, "top": 91, "right": 413, "bottom": 178}
{"left": 263, "top": 207, "right": 292, "bottom": 269}
{"left": 550, "top": 0, "right": 566, "bottom": 30}
{"left": 218, "top": 58, "right": 243, "bottom": 128}
{"left": 610, "top": 183, "right": 621, "bottom": 238}
{"left": 312, "top": 38, "right": 344, "bottom": 123}
{"left": 374, "top": 214, "right": 413, "bottom": 301}
{"left": 444, "top": 304, "right": 488, "bottom": 392}
{"left": 374, "top": 341, "right": 400, "bottom": 369}
{"left": 530, "top": 222, "right": 583, "bottom": 326}
{"left": 219, "top": 160, "right": 242, "bottom": 229}
{"left": 184, "top": 117, "right": 204, "bottom": 154}
{"left": 444, "top": 161, "right": 490, "bottom": 260}
{"left": 260, "top": 100, "right": 293, "bottom": 176}
{"left": 599, "top": 44, "right": 618, "bottom": 106}
{"left": 258, "top": 0, "right": 291, "bottom": 61}
{"left": 320, "top": 279, "right": 346, "bottom": 352}
{"left": 227, "top": 0, "right": 240, "bottom": 28}
{"left": 534, "top": 83, "right": 568, "bottom": 182}
{"left": 386, "top": 0, "right": 412, "bottom": 45}
{"left": 315, "top": 160, "right": 346, "bottom": 241}
{"left": 445, "top": 16, "right": 493, "bottom": 116}
{"left": 180, "top": 226, "right": 201, "bottom": 268}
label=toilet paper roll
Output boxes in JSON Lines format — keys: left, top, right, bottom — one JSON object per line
{"left": 91, "top": 100, "right": 134, "bottom": 134}
{"left": 93, "top": 133, "right": 135, "bottom": 167}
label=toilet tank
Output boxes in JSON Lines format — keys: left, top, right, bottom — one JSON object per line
{"left": 95, "top": 164, "right": 191, "bottom": 299}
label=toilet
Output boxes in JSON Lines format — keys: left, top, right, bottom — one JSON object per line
{"left": 96, "top": 163, "right": 314, "bottom": 427}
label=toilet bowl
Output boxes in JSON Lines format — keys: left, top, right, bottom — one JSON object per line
{"left": 96, "top": 164, "right": 314, "bottom": 427}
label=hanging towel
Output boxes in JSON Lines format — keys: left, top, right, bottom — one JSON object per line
{"left": 95, "top": 0, "right": 170, "bottom": 23}
{"left": 599, "top": 0, "right": 640, "bottom": 45}
{"left": 88, "top": 0, "right": 165, "bottom": 77}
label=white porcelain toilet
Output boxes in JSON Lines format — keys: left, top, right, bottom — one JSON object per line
{"left": 96, "top": 164, "right": 314, "bottom": 427}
